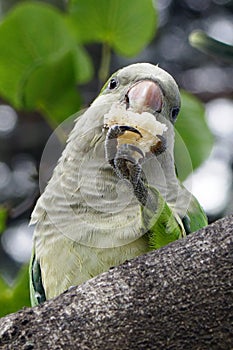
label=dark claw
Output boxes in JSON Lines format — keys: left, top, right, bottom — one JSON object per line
{"left": 150, "top": 134, "right": 167, "bottom": 155}
{"left": 116, "top": 143, "right": 144, "bottom": 160}
{"left": 106, "top": 124, "right": 142, "bottom": 140}
{"left": 105, "top": 124, "right": 143, "bottom": 167}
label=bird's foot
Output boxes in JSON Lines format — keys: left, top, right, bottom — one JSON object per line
{"left": 105, "top": 124, "right": 149, "bottom": 206}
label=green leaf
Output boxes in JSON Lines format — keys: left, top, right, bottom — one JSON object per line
{"left": 0, "top": 2, "right": 93, "bottom": 121}
{"left": 24, "top": 51, "right": 81, "bottom": 124}
{"left": 0, "top": 206, "right": 7, "bottom": 234}
{"left": 174, "top": 129, "right": 193, "bottom": 182}
{"left": 0, "top": 265, "right": 30, "bottom": 317}
{"left": 72, "top": 45, "right": 94, "bottom": 84}
{"left": 68, "top": 0, "right": 157, "bottom": 56}
{"left": 175, "top": 91, "right": 214, "bottom": 181}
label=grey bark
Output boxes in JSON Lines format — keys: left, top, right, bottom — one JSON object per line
{"left": 0, "top": 215, "right": 232, "bottom": 350}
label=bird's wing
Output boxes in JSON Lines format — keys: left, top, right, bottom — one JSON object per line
{"left": 143, "top": 185, "right": 185, "bottom": 250}
{"left": 29, "top": 248, "right": 46, "bottom": 306}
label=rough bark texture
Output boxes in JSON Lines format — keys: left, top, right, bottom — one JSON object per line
{"left": 0, "top": 215, "right": 232, "bottom": 350}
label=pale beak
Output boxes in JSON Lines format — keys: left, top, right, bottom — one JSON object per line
{"left": 126, "top": 80, "right": 163, "bottom": 114}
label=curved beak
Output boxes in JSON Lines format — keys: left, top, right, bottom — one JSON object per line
{"left": 126, "top": 80, "right": 163, "bottom": 114}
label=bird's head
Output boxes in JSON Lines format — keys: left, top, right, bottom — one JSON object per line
{"left": 94, "top": 62, "right": 181, "bottom": 124}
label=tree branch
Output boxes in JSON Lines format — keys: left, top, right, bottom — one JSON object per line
{"left": 0, "top": 215, "right": 232, "bottom": 350}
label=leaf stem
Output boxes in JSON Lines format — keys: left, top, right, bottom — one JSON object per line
{"left": 189, "top": 30, "right": 233, "bottom": 62}
{"left": 98, "top": 42, "right": 111, "bottom": 84}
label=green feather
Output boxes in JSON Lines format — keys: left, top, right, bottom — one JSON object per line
{"left": 144, "top": 185, "right": 207, "bottom": 250}
{"left": 29, "top": 250, "right": 46, "bottom": 306}
{"left": 143, "top": 186, "right": 185, "bottom": 250}
{"left": 184, "top": 195, "right": 208, "bottom": 233}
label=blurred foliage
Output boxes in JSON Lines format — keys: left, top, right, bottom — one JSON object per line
{"left": 0, "top": 0, "right": 214, "bottom": 316}
{"left": 68, "top": 0, "right": 157, "bottom": 56}
{"left": 0, "top": 265, "right": 30, "bottom": 317}
{"left": 0, "top": 2, "right": 92, "bottom": 125}
{"left": 68, "top": 0, "right": 157, "bottom": 81}
{"left": 175, "top": 91, "right": 214, "bottom": 181}
{"left": 0, "top": 207, "right": 8, "bottom": 234}
{"left": 0, "top": 0, "right": 157, "bottom": 124}
{"left": 189, "top": 30, "right": 233, "bottom": 63}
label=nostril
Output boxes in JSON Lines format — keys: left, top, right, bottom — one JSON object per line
{"left": 125, "top": 94, "right": 130, "bottom": 109}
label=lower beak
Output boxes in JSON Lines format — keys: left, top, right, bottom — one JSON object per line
{"left": 126, "top": 80, "right": 163, "bottom": 114}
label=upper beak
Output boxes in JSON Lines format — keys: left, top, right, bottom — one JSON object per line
{"left": 126, "top": 80, "right": 163, "bottom": 114}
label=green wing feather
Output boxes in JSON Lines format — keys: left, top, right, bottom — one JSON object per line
{"left": 144, "top": 186, "right": 207, "bottom": 250}
{"left": 29, "top": 249, "right": 46, "bottom": 306}
{"left": 143, "top": 186, "right": 185, "bottom": 250}
{"left": 182, "top": 194, "right": 208, "bottom": 234}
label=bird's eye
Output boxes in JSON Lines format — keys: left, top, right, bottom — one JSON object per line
{"left": 108, "top": 77, "right": 118, "bottom": 90}
{"left": 171, "top": 107, "right": 180, "bottom": 122}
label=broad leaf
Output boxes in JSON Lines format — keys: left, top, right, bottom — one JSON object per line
{"left": 68, "top": 0, "right": 157, "bottom": 56}
{"left": 24, "top": 51, "right": 81, "bottom": 124}
{"left": 0, "top": 2, "right": 92, "bottom": 121}
{"left": 175, "top": 91, "right": 214, "bottom": 181}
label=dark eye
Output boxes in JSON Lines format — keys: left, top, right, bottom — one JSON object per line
{"left": 171, "top": 107, "right": 180, "bottom": 122}
{"left": 108, "top": 77, "right": 118, "bottom": 90}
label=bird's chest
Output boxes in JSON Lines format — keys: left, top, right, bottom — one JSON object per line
{"left": 40, "top": 135, "right": 145, "bottom": 249}
{"left": 40, "top": 231, "right": 149, "bottom": 300}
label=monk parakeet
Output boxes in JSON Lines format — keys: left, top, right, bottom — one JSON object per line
{"left": 30, "top": 63, "right": 207, "bottom": 306}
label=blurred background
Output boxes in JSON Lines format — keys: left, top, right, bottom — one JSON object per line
{"left": 0, "top": 0, "right": 232, "bottom": 315}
